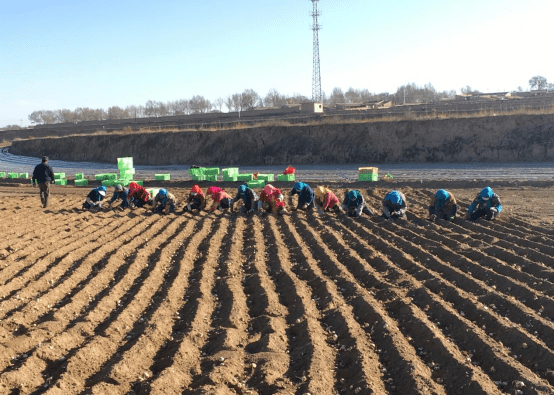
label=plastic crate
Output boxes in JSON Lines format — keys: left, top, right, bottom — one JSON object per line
{"left": 130, "top": 180, "right": 143, "bottom": 186}
{"left": 105, "top": 173, "right": 118, "bottom": 180}
{"left": 74, "top": 179, "right": 89, "bottom": 186}
{"left": 95, "top": 174, "right": 106, "bottom": 180}
{"left": 117, "top": 157, "right": 134, "bottom": 170}
{"left": 19, "top": 173, "right": 29, "bottom": 178}
{"left": 54, "top": 173, "right": 66, "bottom": 179}
{"left": 0, "top": 172, "right": 5, "bottom": 178}
{"left": 113, "top": 179, "right": 130, "bottom": 187}
{"left": 358, "top": 173, "right": 379, "bottom": 182}
{"left": 236, "top": 174, "right": 254, "bottom": 182}
{"left": 277, "top": 174, "right": 295, "bottom": 182}
{"left": 222, "top": 168, "right": 239, "bottom": 177}
{"left": 155, "top": 174, "right": 170, "bottom": 181}
{"left": 75, "top": 173, "right": 84, "bottom": 180}
{"left": 191, "top": 175, "right": 206, "bottom": 181}
{"left": 203, "top": 167, "right": 220, "bottom": 176}
{"left": 54, "top": 179, "right": 67, "bottom": 185}
{"left": 205, "top": 174, "right": 218, "bottom": 182}
{"left": 257, "top": 174, "right": 274, "bottom": 182}
{"left": 101, "top": 179, "right": 114, "bottom": 187}
{"left": 7, "top": 172, "right": 18, "bottom": 179}
{"left": 119, "top": 168, "right": 135, "bottom": 178}
{"left": 189, "top": 167, "right": 204, "bottom": 176}
{"left": 247, "top": 180, "right": 266, "bottom": 188}
{"left": 222, "top": 175, "right": 238, "bottom": 182}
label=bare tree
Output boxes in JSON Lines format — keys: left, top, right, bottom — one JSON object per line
{"left": 345, "top": 87, "right": 361, "bottom": 103}
{"left": 529, "top": 75, "right": 548, "bottom": 90}
{"left": 213, "top": 97, "right": 224, "bottom": 112}
{"left": 107, "top": 106, "right": 130, "bottom": 120}
{"left": 329, "top": 87, "right": 345, "bottom": 105}
{"left": 240, "top": 89, "right": 261, "bottom": 110}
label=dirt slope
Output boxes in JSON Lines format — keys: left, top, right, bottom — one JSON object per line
{"left": 1, "top": 185, "right": 554, "bottom": 394}
{"left": 10, "top": 113, "right": 554, "bottom": 165}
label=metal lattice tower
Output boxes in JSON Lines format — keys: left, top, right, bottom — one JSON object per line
{"left": 311, "top": 0, "right": 322, "bottom": 103}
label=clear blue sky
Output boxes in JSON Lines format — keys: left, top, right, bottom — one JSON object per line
{"left": 1, "top": 0, "right": 553, "bottom": 126}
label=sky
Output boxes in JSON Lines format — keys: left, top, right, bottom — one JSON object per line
{"left": 1, "top": 0, "right": 553, "bottom": 126}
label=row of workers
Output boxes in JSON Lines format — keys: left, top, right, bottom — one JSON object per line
{"left": 81, "top": 181, "right": 502, "bottom": 221}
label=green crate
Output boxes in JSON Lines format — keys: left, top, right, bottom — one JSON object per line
{"left": 101, "top": 179, "right": 114, "bottom": 187}
{"left": 257, "top": 174, "right": 274, "bottom": 182}
{"left": 222, "top": 168, "right": 239, "bottom": 177}
{"left": 202, "top": 167, "right": 220, "bottom": 176}
{"left": 191, "top": 174, "right": 206, "bottom": 181}
{"left": 155, "top": 174, "right": 170, "bottom": 181}
{"left": 247, "top": 180, "right": 266, "bottom": 188}
{"left": 188, "top": 167, "right": 204, "bottom": 176}
{"left": 222, "top": 175, "right": 238, "bottom": 182}
{"left": 113, "top": 179, "right": 130, "bottom": 187}
{"left": 130, "top": 180, "right": 143, "bottom": 186}
{"left": 94, "top": 173, "right": 106, "bottom": 180}
{"left": 75, "top": 173, "right": 84, "bottom": 180}
{"left": 119, "top": 168, "right": 135, "bottom": 178}
{"left": 19, "top": 173, "right": 29, "bottom": 179}
{"left": 277, "top": 174, "right": 295, "bottom": 182}
{"left": 117, "top": 157, "right": 134, "bottom": 170}
{"left": 358, "top": 173, "right": 379, "bottom": 182}
{"left": 7, "top": 172, "right": 18, "bottom": 179}
{"left": 205, "top": 174, "right": 217, "bottom": 182}
{"left": 74, "top": 179, "right": 89, "bottom": 186}
{"left": 105, "top": 173, "right": 118, "bottom": 180}
{"left": 55, "top": 179, "right": 68, "bottom": 185}
{"left": 54, "top": 173, "right": 66, "bottom": 179}
{"left": 236, "top": 174, "right": 254, "bottom": 182}
{"left": 0, "top": 172, "right": 5, "bottom": 178}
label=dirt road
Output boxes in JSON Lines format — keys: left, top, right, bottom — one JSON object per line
{"left": 1, "top": 184, "right": 554, "bottom": 394}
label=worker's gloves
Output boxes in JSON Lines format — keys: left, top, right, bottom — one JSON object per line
{"left": 301, "top": 204, "right": 308, "bottom": 210}
{"left": 487, "top": 208, "right": 498, "bottom": 220}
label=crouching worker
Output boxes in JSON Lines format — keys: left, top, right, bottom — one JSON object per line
{"left": 315, "top": 186, "right": 342, "bottom": 213}
{"left": 290, "top": 182, "right": 315, "bottom": 211}
{"left": 260, "top": 184, "right": 287, "bottom": 215}
{"left": 382, "top": 190, "right": 407, "bottom": 220}
{"left": 82, "top": 186, "right": 107, "bottom": 210}
{"left": 108, "top": 184, "right": 129, "bottom": 210}
{"left": 152, "top": 188, "right": 177, "bottom": 214}
{"left": 342, "top": 189, "right": 374, "bottom": 217}
{"left": 184, "top": 185, "right": 206, "bottom": 213}
{"left": 231, "top": 184, "right": 259, "bottom": 214}
{"left": 127, "top": 182, "right": 152, "bottom": 208}
{"left": 207, "top": 186, "right": 233, "bottom": 212}
{"left": 429, "top": 189, "right": 458, "bottom": 221}
{"left": 466, "top": 187, "right": 502, "bottom": 221}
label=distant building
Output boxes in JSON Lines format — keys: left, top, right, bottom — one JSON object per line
{"left": 300, "top": 102, "right": 324, "bottom": 113}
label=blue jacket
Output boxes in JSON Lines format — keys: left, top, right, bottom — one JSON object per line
{"left": 232, "top": 186, "right": 259, "bottom": 211}
{"left": 290, "top": 182, "right": 315, "bottom": 208}
{"left": 468, "top": 187, "right": 502, "bottom": 214}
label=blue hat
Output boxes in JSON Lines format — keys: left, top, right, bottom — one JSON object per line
{"left": 480, "top": 187, "right": 493, "bottom": 200}
{"left": 97, "top": 185, "right": 107, "bottom": 196}
{"left": 158, "top": 188, "right": 167, "bottom": 197}
{"left": 436, "top": 189, "right": 450, "bottom": 201}
{"left": 387, "top": 190, "right": 402, "bottom": 205}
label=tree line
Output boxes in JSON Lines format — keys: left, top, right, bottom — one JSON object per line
{"left": 23, "top": 76, "right": 552, "bottom": 125}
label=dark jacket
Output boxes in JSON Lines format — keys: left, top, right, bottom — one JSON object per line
{"left": 87, "top": 189, "right": 104, "bottom": 203}
{"left": 109, "top": 188, "right": 129, "bottom": 207}
{"left": 232, "top": 188, "right": 259, "bottom": 211}
{"left": 290, "top": 183, "right": 315, "bottom": 208}
{"left": 32, "top": 163, "right": 55, "bottom": 184}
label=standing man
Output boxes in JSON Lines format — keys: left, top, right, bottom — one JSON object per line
{"left": 32, "top": 156, "right": 55, "bottom": 208}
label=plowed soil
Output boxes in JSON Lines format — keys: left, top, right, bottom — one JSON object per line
{"left": 2, "top": 184, "right": 554, "bottom": 395}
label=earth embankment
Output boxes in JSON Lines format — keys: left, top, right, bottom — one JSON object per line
{"left": 10, "top": 114, "right": 554, "bottom": 165}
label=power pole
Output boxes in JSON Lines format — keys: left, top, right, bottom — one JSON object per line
{"left": 311, "top": 0, "right": 322, "bottom": 103}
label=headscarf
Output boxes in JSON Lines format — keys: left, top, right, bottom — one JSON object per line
{"left": 191, "top": 185, "right": 203, "bottom": 196}
{"left": 158, "top": 188, "right": 168, "bottom": 204}
{"left": 480, "top": 187, "right": 493, "bottom": 201}
{"left": 292, "top": 182, "right": 307, "bottom": 195}
{"left": 207, "top": 186, "right": 222, "bottom": 199}
{"left": 315, "top": 186, "right": 327, "bottom": 202}
{"left": 348, "top": 190, "right": 360, "bottom": 202}
{"left": 386, "top": 190, "right": 402, "bottom": 205}
{"left": 238, "top": 184, "right": 248, "bottom": 197}
{"left": 435, "top": 189, "right": 450, "bottom": 211}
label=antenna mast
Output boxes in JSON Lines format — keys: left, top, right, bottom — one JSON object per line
{"left": 311, "top": 0, "right": 322, "bottom": 103}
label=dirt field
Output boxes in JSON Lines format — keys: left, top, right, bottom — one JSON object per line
{"left": 2, "top": 183, "right": 554, "bottom": 394}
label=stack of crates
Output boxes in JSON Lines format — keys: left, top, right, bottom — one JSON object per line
{"left": 222, "top": 168, "right": 239, "bottom": 182}
{"left": 117, "top": 157, "right": 138, "bottom": 186}
{"left": 74, "top": 172, "right": 88, "bottom": 186}
{"left": 358, "top": 167, "right": 379, "bottom": 182}
{"left": 203, "top": 167, "right": 219, "bottom": 182}
{"left": 0, "top": 172, "right": 5, "bottom": 178}
{"left": 155, "top": 174, "right": 171, "bottom": 181}
{"left": 101, "top": 173, "right": 118, "bottom": 187}
{"left": 236, "top": 173, "right": 254, "bottom": 182}
{"left": 277, "top": 173, "right": 295, "bottom": 182}
{"left": 7, "top": 172, "right": 18, "bottom": 179}
{"left": 54, "top": 172, "right": 68, "bottom": 185}
{"left": 189, "top": 167, "right": 204, "bottom": 181}
{"left": 19, "top": 172, "right": 29, "bottom": 179}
